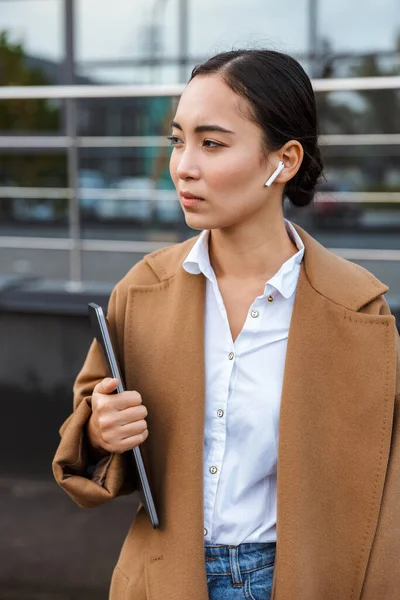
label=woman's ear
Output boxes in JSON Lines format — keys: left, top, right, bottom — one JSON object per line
{"left": 278, "top": 141, "right": 304, "bottom": 184}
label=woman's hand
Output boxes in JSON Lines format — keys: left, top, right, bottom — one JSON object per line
{"left": 87, "top": 377, "right": 149, "bottom": 455}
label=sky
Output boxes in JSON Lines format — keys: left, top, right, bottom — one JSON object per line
{"left": 0, "top": 0, "right": 399, "bottom": 81}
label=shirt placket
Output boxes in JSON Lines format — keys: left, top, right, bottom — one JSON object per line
{"left": 203, "top": 276, "right": 235, "bottom": 541}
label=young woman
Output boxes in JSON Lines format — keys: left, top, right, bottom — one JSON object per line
{"left": 53, "top": 50, "right": 400, "bottom": 600}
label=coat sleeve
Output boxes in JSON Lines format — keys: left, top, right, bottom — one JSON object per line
{"left": 361, "top": 297, "right": 400, "bottom": 598}
{"left": 52, "top": 260, "right": 159, "bottom": 508}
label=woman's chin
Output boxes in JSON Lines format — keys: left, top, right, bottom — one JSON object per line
{"left": 183, "top": 212, "right": 214, "bottom": 231}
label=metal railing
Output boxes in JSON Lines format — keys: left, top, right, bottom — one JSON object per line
{"left": 1, "top": 75, "right": 400, "bottom": 284}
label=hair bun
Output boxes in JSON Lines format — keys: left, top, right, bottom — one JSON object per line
{"left": 285, "top": 145, "right": 324, "bottom": 207}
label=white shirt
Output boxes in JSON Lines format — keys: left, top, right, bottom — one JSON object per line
{"left": 183, "top": 220, "right": 304, "bottom": 545}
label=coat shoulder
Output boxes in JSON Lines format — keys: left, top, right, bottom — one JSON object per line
{"left": 111, "top": 235, "right": 199, "bottom": 295}
{"left": 143, "top": 235, "right": 199, "bottom": 281}
{"left": 294, "top": 224, "right": 389, "bottom": 311}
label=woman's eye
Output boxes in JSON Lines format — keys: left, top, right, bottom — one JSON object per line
{"left": 167, "top": 135, "right": 182, "bottom": 146}
{"left": 166, "top": 136, "right": 222, "bottom": 148}
{"left": 203, "top": 140, "right": 221, "bottom": 148}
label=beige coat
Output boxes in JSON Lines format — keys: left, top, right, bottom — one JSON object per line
{"left": 53, "top": 224, "right": 400, "bottom": 600}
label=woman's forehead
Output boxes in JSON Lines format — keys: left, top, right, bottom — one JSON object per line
{"left": 174, "top": 75, "right": 253, "bottom": 131}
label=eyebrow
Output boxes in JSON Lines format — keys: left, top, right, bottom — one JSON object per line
{"left": 170, "top": 120, "right": 235, "bottom": 135}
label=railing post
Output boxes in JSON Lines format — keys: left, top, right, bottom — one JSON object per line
{"left": 178, "top": 0, "right": 188, "bottom": 82}
{"left": 64, "top": 0, "right": 82, "bottom": 288}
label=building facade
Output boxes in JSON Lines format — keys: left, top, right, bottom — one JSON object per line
{"left": 0, "top": 0, "right": 399, "bottom": 283}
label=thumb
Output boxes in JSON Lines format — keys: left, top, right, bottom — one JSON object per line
{"left": 94, "top": 377, "right": 120, "bottom": 395}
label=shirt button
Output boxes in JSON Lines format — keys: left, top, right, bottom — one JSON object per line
{"left": 210, "top": 466, "right": 218, "bottom": 474}
{"left": 250, "top": 309, "right": 259, "bottom": 318}
{"left": 268, "top": 295, "right": 274, "bottom": 303}
{"left": 217, "top": 409, "right": 224, "bottom": 417}
{"left": 228, "top": 352, "right": 234, "bottom": 360}
{"left": 204, "top": 527, "right": 208, "bottom": 536}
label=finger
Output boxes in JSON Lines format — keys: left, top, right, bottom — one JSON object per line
{"left": 94, "top": 377, "right": 120, "bottom": 395}
{"left": 114, "top": 404, "right": 148, "bottom": 426}
{"left": 115, "top": 429, "right": 149, "bottom": 454}
{"left": 119, "top": 419, "right": 148, "bottom": 439}
{"left": 112, "top": 390, "right": 143, "bottom": 411}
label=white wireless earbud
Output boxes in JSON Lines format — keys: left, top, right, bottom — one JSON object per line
{"left": 264, "top": 160, "right": 285, "bottom": 187}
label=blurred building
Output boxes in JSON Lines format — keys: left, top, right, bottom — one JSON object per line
{"left": 0, "top": 0, "right": 399, "bottom": 284}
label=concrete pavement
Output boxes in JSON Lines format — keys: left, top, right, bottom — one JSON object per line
{"left": 0, "top": 477, "right": 140, "bottom": 599}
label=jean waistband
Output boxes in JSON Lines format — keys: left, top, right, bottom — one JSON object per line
{"left": 204, "top": 542, "right": 276, "bottom": 576}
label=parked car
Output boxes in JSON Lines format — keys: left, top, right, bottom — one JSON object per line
{"left": 95, "top": 177, "right": 153, "bottom": 222}
{"left": 311, "top": 182, "right": 362, "bottom": 229}
{"left": 78, "top": 169, "right": 107, "bottom": 220}
{"left": 11, "top": 197, "right": 56, "bottom": 222}
{"left": 94, "top": 176, "right": 183, "bottom": 225}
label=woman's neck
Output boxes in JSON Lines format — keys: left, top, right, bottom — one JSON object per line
{"left": 208, "top": 215, "right": 298, "bottom": 282}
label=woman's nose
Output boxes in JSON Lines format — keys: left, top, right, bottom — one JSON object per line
{"left": 175, "top": 151, "right": 201, "bottom": 180}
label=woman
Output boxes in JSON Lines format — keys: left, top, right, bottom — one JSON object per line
{"left": 53, "top": 50, "right": 400, "bottom": 600}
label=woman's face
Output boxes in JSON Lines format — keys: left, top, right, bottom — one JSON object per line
{"left": 169, "top": 74, "right": 279, "bottom": 231}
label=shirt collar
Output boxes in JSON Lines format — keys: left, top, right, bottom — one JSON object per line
{"left": 182, "top": 219, "right": 304, "bottom": 299}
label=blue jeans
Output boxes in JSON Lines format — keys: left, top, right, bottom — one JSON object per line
{"left": 205, "top": 542, "right": 276, "bottom": 600}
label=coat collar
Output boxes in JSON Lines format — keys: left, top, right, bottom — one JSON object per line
{"left": 181, "top": 219, "right": 304, "bottom": 300}
{"left": 144, "top": 223, "right": 388, "bottom": 311}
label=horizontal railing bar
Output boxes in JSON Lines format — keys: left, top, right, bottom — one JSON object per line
{"left": 0, "top": 76, "right": 399, "bottom": 101}
{"left": 0, "top": 187, "right": 72, "bottom": 199}
{"left": 0, "top": 236, "right": 400, "bottom": 260}
{"left": 1, "top": 133, "right": 400, "bottom": 149}
{"left": 0, "top": 187, "right": 177, "bottom": 201}
{"left": 315, "top": 192, "right": 400, "bottom": 203}
{"left": 332, "top": 248, "right": 400, "bottom": 261}
{"left": 79, "top": 136, "right": 169, "bottom": 147}
{"left": 312, "top": 76, "right": 400, "bottom": 92}
{"left": 0, "top": 84, "right": 184, "bottom": 100}
{"left": 1, "top": 188, "right": 400, "bottom": 203}
{"left": 321, "top": 134, "right": 400, "bottom": 146}
{"left": 0, "top": 136, "right": 72, "bottom": 148}
{"left": 0, "top": 236, "right": 75, "bottom": 250}
{"left": 0, "top": 236, "right": 166, "bottom": 252}
{"left": 0, "top": 136, "right": 170, "bottom": 148}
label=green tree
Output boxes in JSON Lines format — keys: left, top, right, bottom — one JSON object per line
{"left": 0, "top": 30, "right": 60, "bottom": 131}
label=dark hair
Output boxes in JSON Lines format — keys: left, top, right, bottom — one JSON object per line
{"left": 190, "top": 49, "right": 324, "bottom": 207}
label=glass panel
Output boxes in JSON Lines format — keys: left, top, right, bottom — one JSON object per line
{"left": 319, "top": 0, "right": 400, "bottom": 54}
{"left": 77, "top": 147, "right": 186, "bottom": 241}
{"left": 284, "top": 144, "right": 400, "bottom": 237}
{"left": 0, "top": 96, "right": 63, "bottom": 133}
{"left": 0, "top": 152, "right": 68, "bottom": 233}
{"left": 0, "top": 0, "right": 63, "bottom": 81}
{"left": 76, "top": 0, "right": 182, "bottom": 83}
{"left": 76, "top": 0, "right": 311, "bottom": 84}
{"left": 0, "top": 153, "right": 67, "bottom": 187}
{"left": 189, "top": 0, "right": 309, "bottom": 62}
{"left": 75, "top": 0, "right": 400, "bottom": 84}
{"left": 315, "top": 0, "right": 400, "bottom": 77}
{"left": 76, "top": 96, "right": 177, "bottom": 136}
{"left": 0, "top": 1, "right": 64, "bottom": 133}
{"left": 316, "top": 89, "right": 400, "bottom": 135}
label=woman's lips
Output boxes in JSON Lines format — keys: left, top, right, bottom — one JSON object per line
{"left": 180, "top": 192, "right": 205, "bottom": 208}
